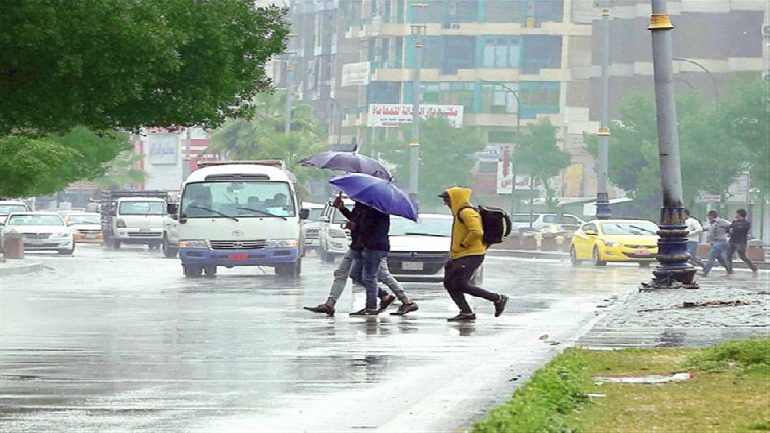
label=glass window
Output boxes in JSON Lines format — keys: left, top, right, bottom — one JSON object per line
{"left": 119, "top": 201, "right": 165, "bottom": 216}
{"left": 484, "top": 0, "right": 523, "bottom": 23}
{"left": 181, "top": 181, "right": 296, "bottom": 218}
{"left": 390, "top": 216, "right": 452, "bottom": 236}
{"left": 521, "top": 36, "right": 562, "bottom": 73}
{"left": 600, "top": 221, "right": 659, "bottom": 236}
{"left": 332, "top": 205, "right": 354, "bottom": 223}
{"left": 308, "top": 208, "right": 324, "bottom": 221}
{"left": 481, "top": 83, "right": 519, "bottom": 114}
{"left": 482, "top": 37, "right": 520, "bottom": 68}
{"left": 7, "top": 214, "right": 65, "bottom": 226}
{"left": 67, "top": 214, "right": 101, "bottom": 225}
{"left": 0, "top": 204, "right": 28, "bottom": 216}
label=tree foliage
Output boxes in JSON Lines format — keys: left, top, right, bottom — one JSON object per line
{"left": 0, "top": 0, "right": 289, "bottom": 135}
{"left": 515, "top": 119, "right": 572, "bottom": 207}
{"left": 376, "top": 118, "right": 486, "bottom": 210}
{"left": 0, "top": 128, "right": 131, "bottom": 197}
{"left": 205, "top": 91, "right": 326, "bottom": 193}
{"left": 93, "top": 152, "right": 147, "bottom": 191}
{"left": 586, "top": 83, "right": 761, "bottom": 216}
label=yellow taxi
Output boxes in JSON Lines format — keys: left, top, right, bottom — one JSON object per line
{"left": 570, "top": 219, "right": 659, "bottom": 267}
{"left": 64, "top": 212, "right": 103, "bottom": 243}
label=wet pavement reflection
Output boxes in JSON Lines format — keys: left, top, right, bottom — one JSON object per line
{"left": 1, "top": 245, "right": 654, "bottom": 432}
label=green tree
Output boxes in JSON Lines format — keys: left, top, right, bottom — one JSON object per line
{"left": 0, "top": 128, "right": 131, "bottom": 197}
{"left": 515, "top": 119, "right": 571, "bottom": 210}
{"left": 205, "top": 91, "right": 326, "bottom": 193}
{"left": 376, "top": 118, "right": 485, "bottom": 210}
{"left": 93, "top": 152, "right": 147, "bottom": 190}
{"left": 0, "top": 0, "right": 289, "bottom": 135}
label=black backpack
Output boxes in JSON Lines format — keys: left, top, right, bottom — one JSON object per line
{"left": 459, "top": 205, "right": 512, "bottom": 245}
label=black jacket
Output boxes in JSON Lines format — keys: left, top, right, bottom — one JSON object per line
{"left": 729, "top": 219, "right": 751, "bottom": 245}
{"left": 358, "top": 205, "right": 390, "bottom": 251}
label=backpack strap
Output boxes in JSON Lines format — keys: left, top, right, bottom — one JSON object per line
{"left": 457, "top": 205, "right": 476, "bottom": 225}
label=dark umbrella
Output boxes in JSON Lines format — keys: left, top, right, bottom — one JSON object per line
{"left": 298, "top": 151, "right": 392, "bottom": 180}
{"left": 329, "top": 173, "right": 418, "bottom": 222}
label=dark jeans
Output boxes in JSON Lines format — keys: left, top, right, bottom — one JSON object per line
{"left": 350, "top": 249, "right": 387, "bottom": 309}
{"left": 443, "top": 255, "right": 497, "bottom": 314}
{"left": 726, "top": 242, "right": 757, "bottom": 273}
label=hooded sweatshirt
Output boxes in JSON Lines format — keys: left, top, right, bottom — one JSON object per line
{"left": 443, "top": 187, "right": 486, "bottom": 259}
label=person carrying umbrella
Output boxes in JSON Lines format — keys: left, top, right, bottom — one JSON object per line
{"left": 303, "top": 196, "right": 418, "bottom": 316}
{"left": 439, "top": 187, "right": 508, "bottom": 321}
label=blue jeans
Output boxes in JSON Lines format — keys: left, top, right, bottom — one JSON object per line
{"left": 702, "top": 242, "right": 729, "bottom": 275}
{"left": 326, "top": 249, "right": 407, "bottom": 304}
{"left": 350, "top": 249, "right": 387, "bottom": 309}
{"left": 686, "top": 241, "right": 702, "bottom": 265}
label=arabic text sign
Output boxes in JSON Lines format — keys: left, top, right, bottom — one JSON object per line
{"left": 147, "top": 134, "right": 179, "bottom": 165}
{"left": 367, "top": 104, "right": 464, "bottom": 128}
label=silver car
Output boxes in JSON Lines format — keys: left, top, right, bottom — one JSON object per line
{"left": 3, "top": 212, "right": 75, "bottom": 254}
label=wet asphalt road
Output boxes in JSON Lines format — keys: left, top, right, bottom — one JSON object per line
{"left": 1, "top": 244, "right": 655, "bottom": 433}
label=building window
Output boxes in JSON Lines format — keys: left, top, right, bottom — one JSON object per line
{"left": 519, "top": 82, "right": 560, "bottom": 119}
{"left": 480, "top": 83, "right": 519, "bottom": 114}
{"left": 482, "top": 37, "right": 521, "bottom": 68}
{"left": 417, "top": 82, "right": 474, "bottom": 112}
{"left": 442, "top": 36, "right": 475, "bottom": 74}
{"left": 521, "top": 36, "right": 562, "bottom": 73}
{"left": 484, "top": 0, "right": 523, "bottom": 24}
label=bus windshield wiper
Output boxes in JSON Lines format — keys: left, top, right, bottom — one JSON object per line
{"left": 189, "top": 206, "right": 239, "bottom": 222}
{"left": 236, "top": 207, "right": 287, "bottom": 220}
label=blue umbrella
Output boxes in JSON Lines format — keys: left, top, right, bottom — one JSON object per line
{"left": 329, "top": 173, "right": 418, "bottom": 222}
{"left": 298, "top": 151, "right": 392, "bottom": 180}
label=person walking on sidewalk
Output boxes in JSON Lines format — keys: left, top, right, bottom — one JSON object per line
{"left": 347, "top": 203, "right": 395, "bottom": 316}
{"left": 439, "top": 187, "right": 508, "bottom": 322}
{"left": 304, "top": 198, "right": 418, "bottom": 316}
{"left": 701, "top": 210, "right": 732, "bottom": 277}
{"left": 684, "top": 209, "right": 703, "bottom": 267}
{"left": 723, "top": 208, "right": 759, "bottom": 278}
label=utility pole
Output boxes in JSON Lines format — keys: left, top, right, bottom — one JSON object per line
{"left": 596, "top": 6, "right": 611, "bottom": 219}
{"left": 409, "top": 3, "right": 426, "bottom": 205}
{"left": 183, "top": 127, "right": 192, "bottom": 180}
{"left": 644, "top": 0, "right": 697, "bottom": 290}
{"left": 284, "top": 58, "right": 293, "bottom": 134}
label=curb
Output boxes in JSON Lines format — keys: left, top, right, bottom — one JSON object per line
{"left": 0, "top": 261, "right": 43, "bottom": 276}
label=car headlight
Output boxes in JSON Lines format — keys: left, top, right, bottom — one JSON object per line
{"left": 266, "top": 239, "right": 299, "bottom": 248}
{"left": 179, "top": 239, "right": 209, "bottom": 249}
{"left": 53, "top": 231, "right": 71, "bottom": 238}
{"left": 330, "top": 229, "right": 347, "bottom": 239}
{"left": 601, "top": 239, "right": 621, "bottom": 247}
{"left": 116, "top": 218, "right": 127, "bottom": 228}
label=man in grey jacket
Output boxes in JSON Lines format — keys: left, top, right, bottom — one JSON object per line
{"left": 701, "top": 210, "right": 731, "bottom": 277}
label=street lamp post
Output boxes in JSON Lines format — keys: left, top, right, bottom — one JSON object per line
{"left": 644, "top": 0, "right": 697, "bottom": 290}
{"left": 673, "top": 57, "right": 719, "bottom": 111}
{"left": 596, "top": 6, "right": 611, "bottom": 220}
{"left": 409, "top": 3, "right": 427, "bottom": 205}
{"left": 481, "top": 80, "right": 521, "bottom": 216}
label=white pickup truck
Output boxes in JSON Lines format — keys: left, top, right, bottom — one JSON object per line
{"left": 100, "top": 191, "right": 170, "bottom": 250}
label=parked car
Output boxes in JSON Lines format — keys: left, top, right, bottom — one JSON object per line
{"left": 0, "top": 200, "right": 30, "bottom": 225}
{"left": 317, "top": 197, "right": 353, "bottom": 262}
{"left": 387, "top": 213, "right": 482, "bottom": 283}
{"left": 510, "top": 212, "right": 583, "bottom": 233}
{"left": 64, "top": 212, "right": 103, "bottom": 243}
{"left": 3, "top": 212, "right": 75, "bottom": 254}
{"left": 570, "top": 219, "right": 659, "bottom": 267}
{"left": 301, "top": 202, "right": 326, "bottom": 253}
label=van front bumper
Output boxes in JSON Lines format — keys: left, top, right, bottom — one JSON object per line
{"left": 179, "top": 247, "right": 300, "bottom": 266}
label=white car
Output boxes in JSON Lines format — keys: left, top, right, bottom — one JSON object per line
{"left": 317, "top": 197, "right": 353, "bottom": 262}
{"left": 387, "top": 213, "right": 482, "bottom": 283}
{"left": 3, "top": 212, "right": 75, "bottom": 254}
{"left": 510, "top": 212, "right": 583, "bottom": 234}
{"left": 301, "top": 202, "right": 325, "bottom": 253}
{"left": 0, "top": 200, "right": 30, "bottom": 225}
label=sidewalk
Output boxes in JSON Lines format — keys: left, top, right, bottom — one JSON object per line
{"left": 0, "top": 257, "right": 43, "bottom": 276}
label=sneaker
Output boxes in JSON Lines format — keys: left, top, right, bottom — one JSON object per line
{"left": 390, "top": 302, "right": 419, "bottom": 316}
{"left": 378, "top": 294, "right": 396, "bottom": 313}
{"left": 720, "top": 273, "right": 733, "bottom": 278}
{"left": 303, "top": 303, "right": 335, "bottom": 316}
{"left": 350, "top": 308, "right": 379, "bottom": 316}
{"left": 753, "top": 270, "right": 760, "bottom": 278}
{"left": 494, "top": 294, "right": 509, "bottom": 317}
{"left": 447, "top": 312, "right": 476, "bottom": 322}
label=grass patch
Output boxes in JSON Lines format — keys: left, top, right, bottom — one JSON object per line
{"left": 472, "top": 338, "right": 770, "bottom": 433}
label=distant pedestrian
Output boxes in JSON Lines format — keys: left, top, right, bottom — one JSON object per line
{"left": 438, "top": 187, "right": 508, "bottom": 321}
{"left": 700, "top": 210, "right": 731, "bottom": 277}
{"left": 683, "top": 209, "right": 703, "bottom": 267}
{"left": 724, "top": 208, "right": 759, "bottom": 278}
{"left": 303, "top": 197, "right": 417, "bottom": 316}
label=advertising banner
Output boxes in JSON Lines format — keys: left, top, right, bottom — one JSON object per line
{"left": 341, "top": 62, "right": 371, "bottom": 87}
{"left": 146, "top": 133, "right": 179, "bottom": 166}
{"left": 367, "top": 104, "right": 464, "bottom": 128}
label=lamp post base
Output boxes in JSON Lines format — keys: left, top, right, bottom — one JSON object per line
{"left": 640, "top": 207, "right": 699, "bottom": 291}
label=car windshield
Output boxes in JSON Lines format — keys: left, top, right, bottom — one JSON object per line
{"left": 181, "top": 181, "right": 296, "bottom": 218}
{"left": 308, "top": 208, "right": 324, "bottom": 221}
{"left": 545, "top": 215, "right": 580, "bottom": 224}
{"left": 332, "top": 205, "right": 354, "bottom": 223}
{"left": 0, "top": 204, "right": 27, "bottom": 216}
{"left": 119, "top": 201, "right": 165, "bottom": 216}
{"left": 68, "top": 214, "right": 101, "bottom": 225}
{"left": 600, "top": 221, "right": 659, "bottom": 236}
{"left": 511, "top": 214, "right": 536, "bottom": 223}
{"left": 7, "top": 214, "right": 65, "bottom": 226}
{"left": 390, "top": 216, "right": 452, "bottom": 237}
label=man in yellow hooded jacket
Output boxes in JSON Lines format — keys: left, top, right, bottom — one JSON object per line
{"left": 439, "top": 187, "right": 508, "bottom": 321}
